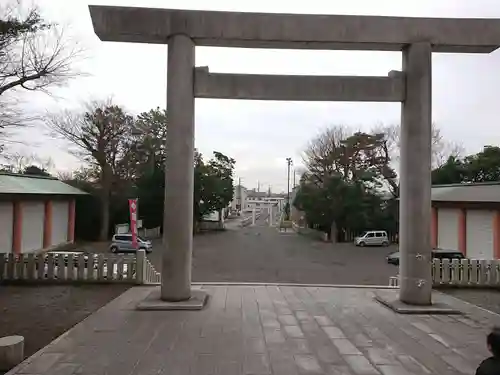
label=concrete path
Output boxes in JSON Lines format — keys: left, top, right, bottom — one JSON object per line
{"left": 7, "top": 285, "right": 496, "bottom": 375}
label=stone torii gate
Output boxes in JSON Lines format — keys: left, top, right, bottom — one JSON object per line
{"left": 89, "top": 6, "right": 500, "bottom": 310}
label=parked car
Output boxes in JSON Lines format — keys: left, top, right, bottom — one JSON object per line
{"left": 110, "top": 234, "right": 152, "bottom": 253}
{"left": 354, "top": 231, "right": 389, "bottom": 247}
{"left": 386, "top": 248, "right": 464, "bottom": 266}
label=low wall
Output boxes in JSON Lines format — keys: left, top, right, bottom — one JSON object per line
{"left": 292, "top": 222, "right": 328, "bottom": 242}
{"left": 138, "top": 227, "right": 161, "bottom": 239}
{"left": 199, "top": 220, "right": 224, "bottom": 231}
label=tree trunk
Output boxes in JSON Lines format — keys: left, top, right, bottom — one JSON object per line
{"left": 218, "top": 209, "right": 223, "bottom": 229}
{"left": 99, "top": 189, "right": 110, "bottom": 241}
{"left": 330, "top": 222, "right": 338, "bottom": 244}
{"left": 99, "top": 165, "right": 112, "bottom": 241}
{"left": 193, "top": 220, "right": 200, "bottom": 234}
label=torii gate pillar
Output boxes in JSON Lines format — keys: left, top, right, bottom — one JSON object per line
{"left": 88, "top": 5, "right": 500, "bottom": 311}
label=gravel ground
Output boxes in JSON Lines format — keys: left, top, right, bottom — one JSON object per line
{"left": 144, "top": 216, "right": 398, "bottom": 285}
{"left": 0, "top": 284, "right": 130, "bottom": 371}
{"left": 443, "top": 289, "right": 500, "bottom": 315}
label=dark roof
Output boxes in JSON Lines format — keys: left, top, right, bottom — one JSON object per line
{"left": 0, "top": 173, "right": 87, "bottom": 196}
{"left": 432, "top": 182, "right": 500, "bottom": 203}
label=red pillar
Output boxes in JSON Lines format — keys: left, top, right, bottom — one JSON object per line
{"left": 67, "top": 199, "right": 75, "bottom": 242}
{"left": 431, "top": 207, "right": 438, "bottom": 249}
{"left": 43, "top": 200, "right": 53, "bottom": 248}
{"left": 458, "top": 208, "right": 467, "bottom": 256}
{"left": 493, "top": 210, "right": 500, "bottom": 259}
{"left": 12, "top": 201, "right": 23, "bottom": 254}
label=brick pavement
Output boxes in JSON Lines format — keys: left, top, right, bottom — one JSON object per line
{"left": 7, "top": 285, "right": 498, "bottom": 375}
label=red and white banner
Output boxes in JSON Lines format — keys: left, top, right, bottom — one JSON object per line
{"left": 128, "top": 199, "right": 138, "bottom": 249}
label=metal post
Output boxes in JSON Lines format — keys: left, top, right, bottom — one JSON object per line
{"left": 399, "top": 42, "right": 433, "bottom": 305}
{"left": 286, "top": 158, "right": 292, "bottom": 220}
{"left": 252, "top": 208, "right": 256, "bottom": 225}
{"left": 238, "top": 177, "right": 242, "bottom": 213}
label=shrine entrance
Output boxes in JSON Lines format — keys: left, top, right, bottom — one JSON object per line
{"left": 89, "top": 5, "right": 500, "bottom": 308}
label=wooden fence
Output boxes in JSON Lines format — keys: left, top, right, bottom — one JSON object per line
{"left": 0, "top": 250, "right": 160, "bottom": 285}
{"left": 389, "top": 259, "right": 500, "bottom": 288}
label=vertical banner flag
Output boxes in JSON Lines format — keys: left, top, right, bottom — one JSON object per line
{"left": 128, "top": 199, "right": 138, "bottom": 249}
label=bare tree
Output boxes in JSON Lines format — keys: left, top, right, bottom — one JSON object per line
{"left": 56, "top": 170, "right": 73, "bottom": 181}
{"left": 1, "top": 150, "right": 53, "bottom": 172}
{"left": 373, "top": 123, "right": 464, "bottom": 168}
{"left": 0, "top": 1, "right": 84, "bottom": 151}
{"left": 0, "top": 1, "right": 83, "bottom": 96}
{"left": 302, "top": 125, "right": 354, "bottom": 184}
{"left": 47, "top": 100, "right": 134, "bottom": 240}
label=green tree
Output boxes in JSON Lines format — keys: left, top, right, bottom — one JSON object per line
{"left": 22, "top": 164, "right": 50, "bottom": 176}
{"left": 117, "top": 107, "right": 168, "bottom": 181}
{"left": 303, "top": 126, "right": 397, "bottom": 194}
{"left": 465, "top": 146, "right": 500, "bottom": 182}
{"left": 134, "top": 149, "right": 235, "bottom": 232}
{"left": 431, "top": 156, "right": 466, "bottom": 185}
{"left": 432, "top": 146, "right": 500, "bottom": 184}
{"left": 297, "top": 125, "right": 398, "bottom": 239}
{"left": 136, "top": 166, "right": 165, "bottom": 229}
{"left": 193, "top": 151, "right": 235, "bottom": 226}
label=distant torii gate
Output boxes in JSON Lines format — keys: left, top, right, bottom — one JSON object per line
{"left": 89, "top": 6, "right": 500, "bottom": 309}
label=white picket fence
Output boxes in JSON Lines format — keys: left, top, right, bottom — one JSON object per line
{"left": 0, "top": 250, "right": 160, "bottom": 285}
{"left": 389, "top": 258, "right": 500, "bottom": 288}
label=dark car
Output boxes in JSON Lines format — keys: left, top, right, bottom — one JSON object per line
{"left": 386, "top": 248, "right": 464, "bottom": 266}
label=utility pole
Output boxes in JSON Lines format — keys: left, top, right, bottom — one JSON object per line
{"left": 238, "top": 177, "right": 242, "bottom": 213}
{"left": 286, "top": 157, "right": 293, "bottom": 220}
{"left": 293, "top": 169, "right": 296, "bottom": 187}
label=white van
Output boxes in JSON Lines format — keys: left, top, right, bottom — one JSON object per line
{"left": 354, "top": 231, "right": 389, "bottom": 247}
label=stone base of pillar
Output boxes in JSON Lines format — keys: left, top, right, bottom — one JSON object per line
{"left": 136, "top": 288, "right": 208, "bottom": 311}
{"left": 373, "top": 290, "right": 461, "bottom": 315}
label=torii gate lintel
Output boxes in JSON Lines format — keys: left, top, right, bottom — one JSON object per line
{"left": 89, "top": 5, "right": 500, "bottom": 310}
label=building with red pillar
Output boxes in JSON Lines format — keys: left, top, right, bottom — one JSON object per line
{"left": 0, "top": 173, "right": 86, "bottom": 254}
{"left": 432, "top": 182, "right": 500, "bottom": 259}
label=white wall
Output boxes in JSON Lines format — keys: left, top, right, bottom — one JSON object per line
{"left": 466, "top": 210, "right": 494, "bottom": 259}
{"left": 437, "top": 208, "right": 459, "bottom": 250}
{"left": 51, "top": 201, "right": 69, "bottom": 246}
{"left": 21, "top": 201, "right": 44, "bottom": 253}
{"left": 0, "top": 202, "right": 13, "bottom": 252}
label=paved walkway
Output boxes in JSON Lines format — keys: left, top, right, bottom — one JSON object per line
{"left": 8, "top": 285, "right": 496, "bottom": 375}
{"left": 147, "top": 216, "right": 397, "bottom": 286}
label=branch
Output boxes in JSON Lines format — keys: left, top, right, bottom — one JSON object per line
{"left": 0, "top": 8, "right": 85, "bottom": 96}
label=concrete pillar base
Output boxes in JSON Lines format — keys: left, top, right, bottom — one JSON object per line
{"left": 137, "top": 288, "right": 208, "bottom": 311}
{"left": 375, "top": 291, "right": 460, "bottom": 315}
{"left": 0, "top": 335, "right": 24, "bottom": 372}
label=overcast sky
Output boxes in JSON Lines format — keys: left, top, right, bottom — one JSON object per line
{"left": 8, "top": 0, "right": 500, "bottom": 192}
